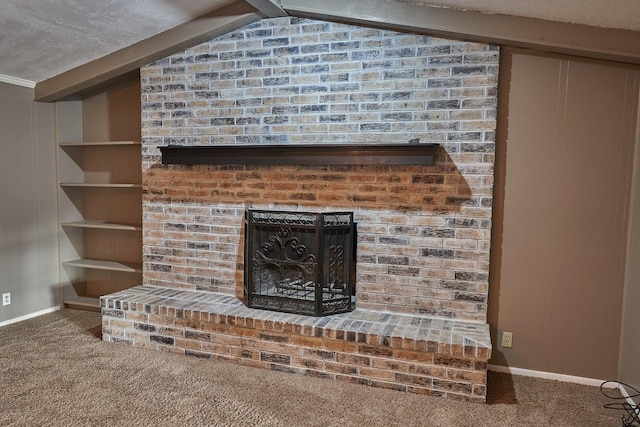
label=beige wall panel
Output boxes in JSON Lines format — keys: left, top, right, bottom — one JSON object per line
{"left": 490, "top": 52, "right": 563, "bottom": 370}
{"left": 83, "top": 77, "right": 141, "bottom": 142}
{"left": 490, "top": 49, "right": 637, "bottom": 379}
{"left": 0, "top": 83, "right": 58, "bottom": 323}
{"left": 621, "top": 93, "right": 640, "bottom": 396}
{"left": 84, "top": 229, "right": 141, "bottom": 263}
{"left": 85, "top": 270, "right": 142, "bottom": 296}
{"left": 83, "top": 190, "right": 141, "bottom": 225}
{"left": 547, "top": 60, "right": 633, "bottom": 377}
{"left": 83, "top": 146, "right": 141, "bottom": 184}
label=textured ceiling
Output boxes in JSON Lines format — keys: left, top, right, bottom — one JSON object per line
{"left": 1, "top": 0, "right": 639, "bottom": 84}
{"left": 0, "top": 0, "right": 234, "bottom": 83}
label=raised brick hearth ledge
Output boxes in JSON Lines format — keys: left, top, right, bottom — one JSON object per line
{"left": 101, "top": 285, "right": 491, "bottom": 402}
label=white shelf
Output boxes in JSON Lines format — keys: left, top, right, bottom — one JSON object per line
{"left": 59, "top": 141, "right": 141, "bottom": 147}
{"left": 60, "top": 182, "right": 142, "bottom": 188}
{"left": 61, "top": 220, "right": 142, "bottom": 231}
{"left": 63, "top": 258, "right": 143, "bottom": 273}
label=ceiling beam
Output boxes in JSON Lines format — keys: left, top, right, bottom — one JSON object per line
{"left": 245, "top": 0, "right": 288, "bottom": 17}
{"left": 281, "top": 0, "right": 640, "bottom": 65}
{"left": 34, "top": 1, "right": 262, "bottom": 102}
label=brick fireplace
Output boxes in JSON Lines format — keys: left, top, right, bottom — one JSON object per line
{"left": 102, "top": 17, "right": 498, "bottom": 402}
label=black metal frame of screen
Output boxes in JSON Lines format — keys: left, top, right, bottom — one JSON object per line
{"left": 244, "top": 209, "right": 356, "bottom": 316}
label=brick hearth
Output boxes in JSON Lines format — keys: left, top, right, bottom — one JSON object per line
{"left": 102, "top": 285, "right": 491, "bottom": 402}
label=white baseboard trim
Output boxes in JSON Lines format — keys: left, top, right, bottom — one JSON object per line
{"left": 0, "top": 74, "right": 36, "bottom": 88}
{"left": 0, "top": 306, "right": 60, "bottom": 328}
{"left": 488, "top": 364, "right": 617, "bottom": 388}
{"left": 619, "top": 384, "right": 640, "bottom": 420}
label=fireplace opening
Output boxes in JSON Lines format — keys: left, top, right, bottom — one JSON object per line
{"left": 244, "top": 209, "right": 356, "bottom": 316}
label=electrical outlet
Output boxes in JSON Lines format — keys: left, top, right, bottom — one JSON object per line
{"left": 501, "top": 331, "right": 513, "bottom": 348}
{"left": 2, "top": 293, "right": 10, "bottom": 306}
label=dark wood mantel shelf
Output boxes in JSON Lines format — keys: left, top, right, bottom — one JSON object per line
{"left": 160, "top": 143, "right": 438, "bottom": 166}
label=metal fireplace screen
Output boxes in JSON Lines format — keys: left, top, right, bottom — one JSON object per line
{"left": 244, "top": 209, "right": 355, "bottom": 316}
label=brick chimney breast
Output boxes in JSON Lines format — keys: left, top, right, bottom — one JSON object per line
{"left": 139, "top": 17, "right": 499, "bottom": 323}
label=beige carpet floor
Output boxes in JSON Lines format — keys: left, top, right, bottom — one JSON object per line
{"left": 0, "top": 309, "right": 628, "bottom": 426}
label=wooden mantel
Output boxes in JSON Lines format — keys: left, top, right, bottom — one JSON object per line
{"left": 159, "top": 143, "right": 438, "bottom": 166}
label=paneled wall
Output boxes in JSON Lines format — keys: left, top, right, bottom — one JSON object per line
{"left": 489, "top": 49, "right": 639, "bottom": 379}
{"left": 0, "top": 82, "right": 58, "bottom": 323}
{"left": 621, "top": 94, "right": 640, "bottom": 399}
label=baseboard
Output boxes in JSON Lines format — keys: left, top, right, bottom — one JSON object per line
{"left": 0, "top": 74, "right": 36, "bottom": 88}
{"left": 488, "top": 364, "right": 618, "bottom": 388}
{"left": 619, "top": 384, "right": 640, "bottom": 420}
{"left": 0, "top": 306, "right": 60, "bottom": 328}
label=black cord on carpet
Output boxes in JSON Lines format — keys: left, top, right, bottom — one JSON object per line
{"left": 601, "top": 381, "right": 640, "bottom": 427}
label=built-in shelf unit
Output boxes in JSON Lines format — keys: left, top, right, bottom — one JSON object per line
{"left": 56, "top": 78, "right": 142, "bottom": 311}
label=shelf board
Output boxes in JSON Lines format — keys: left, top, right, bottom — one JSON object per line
{"left": 62, "top": 259, "right": 143, "bottom": 273}
{"left": 160, "top": 143, "right": 438, "bottom": 166}
{"left": 60, "top": 182, "right": 142, "bottom": 188}
{"left": 59, "top": 141, "right": 141, "bottom": 147}
{"left": 61, "top": 220, "right": 142, "bottom": 231}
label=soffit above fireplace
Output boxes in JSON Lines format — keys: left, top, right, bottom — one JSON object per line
{"left": 159, "top": 143, "right": 438, "bottom": 166}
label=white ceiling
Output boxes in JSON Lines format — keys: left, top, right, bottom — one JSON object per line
{"left": 0, "top": 0, "right": 235, "bottom": 83}
{"left": 1, "top": 0, "right": 639, "bottom": 84}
